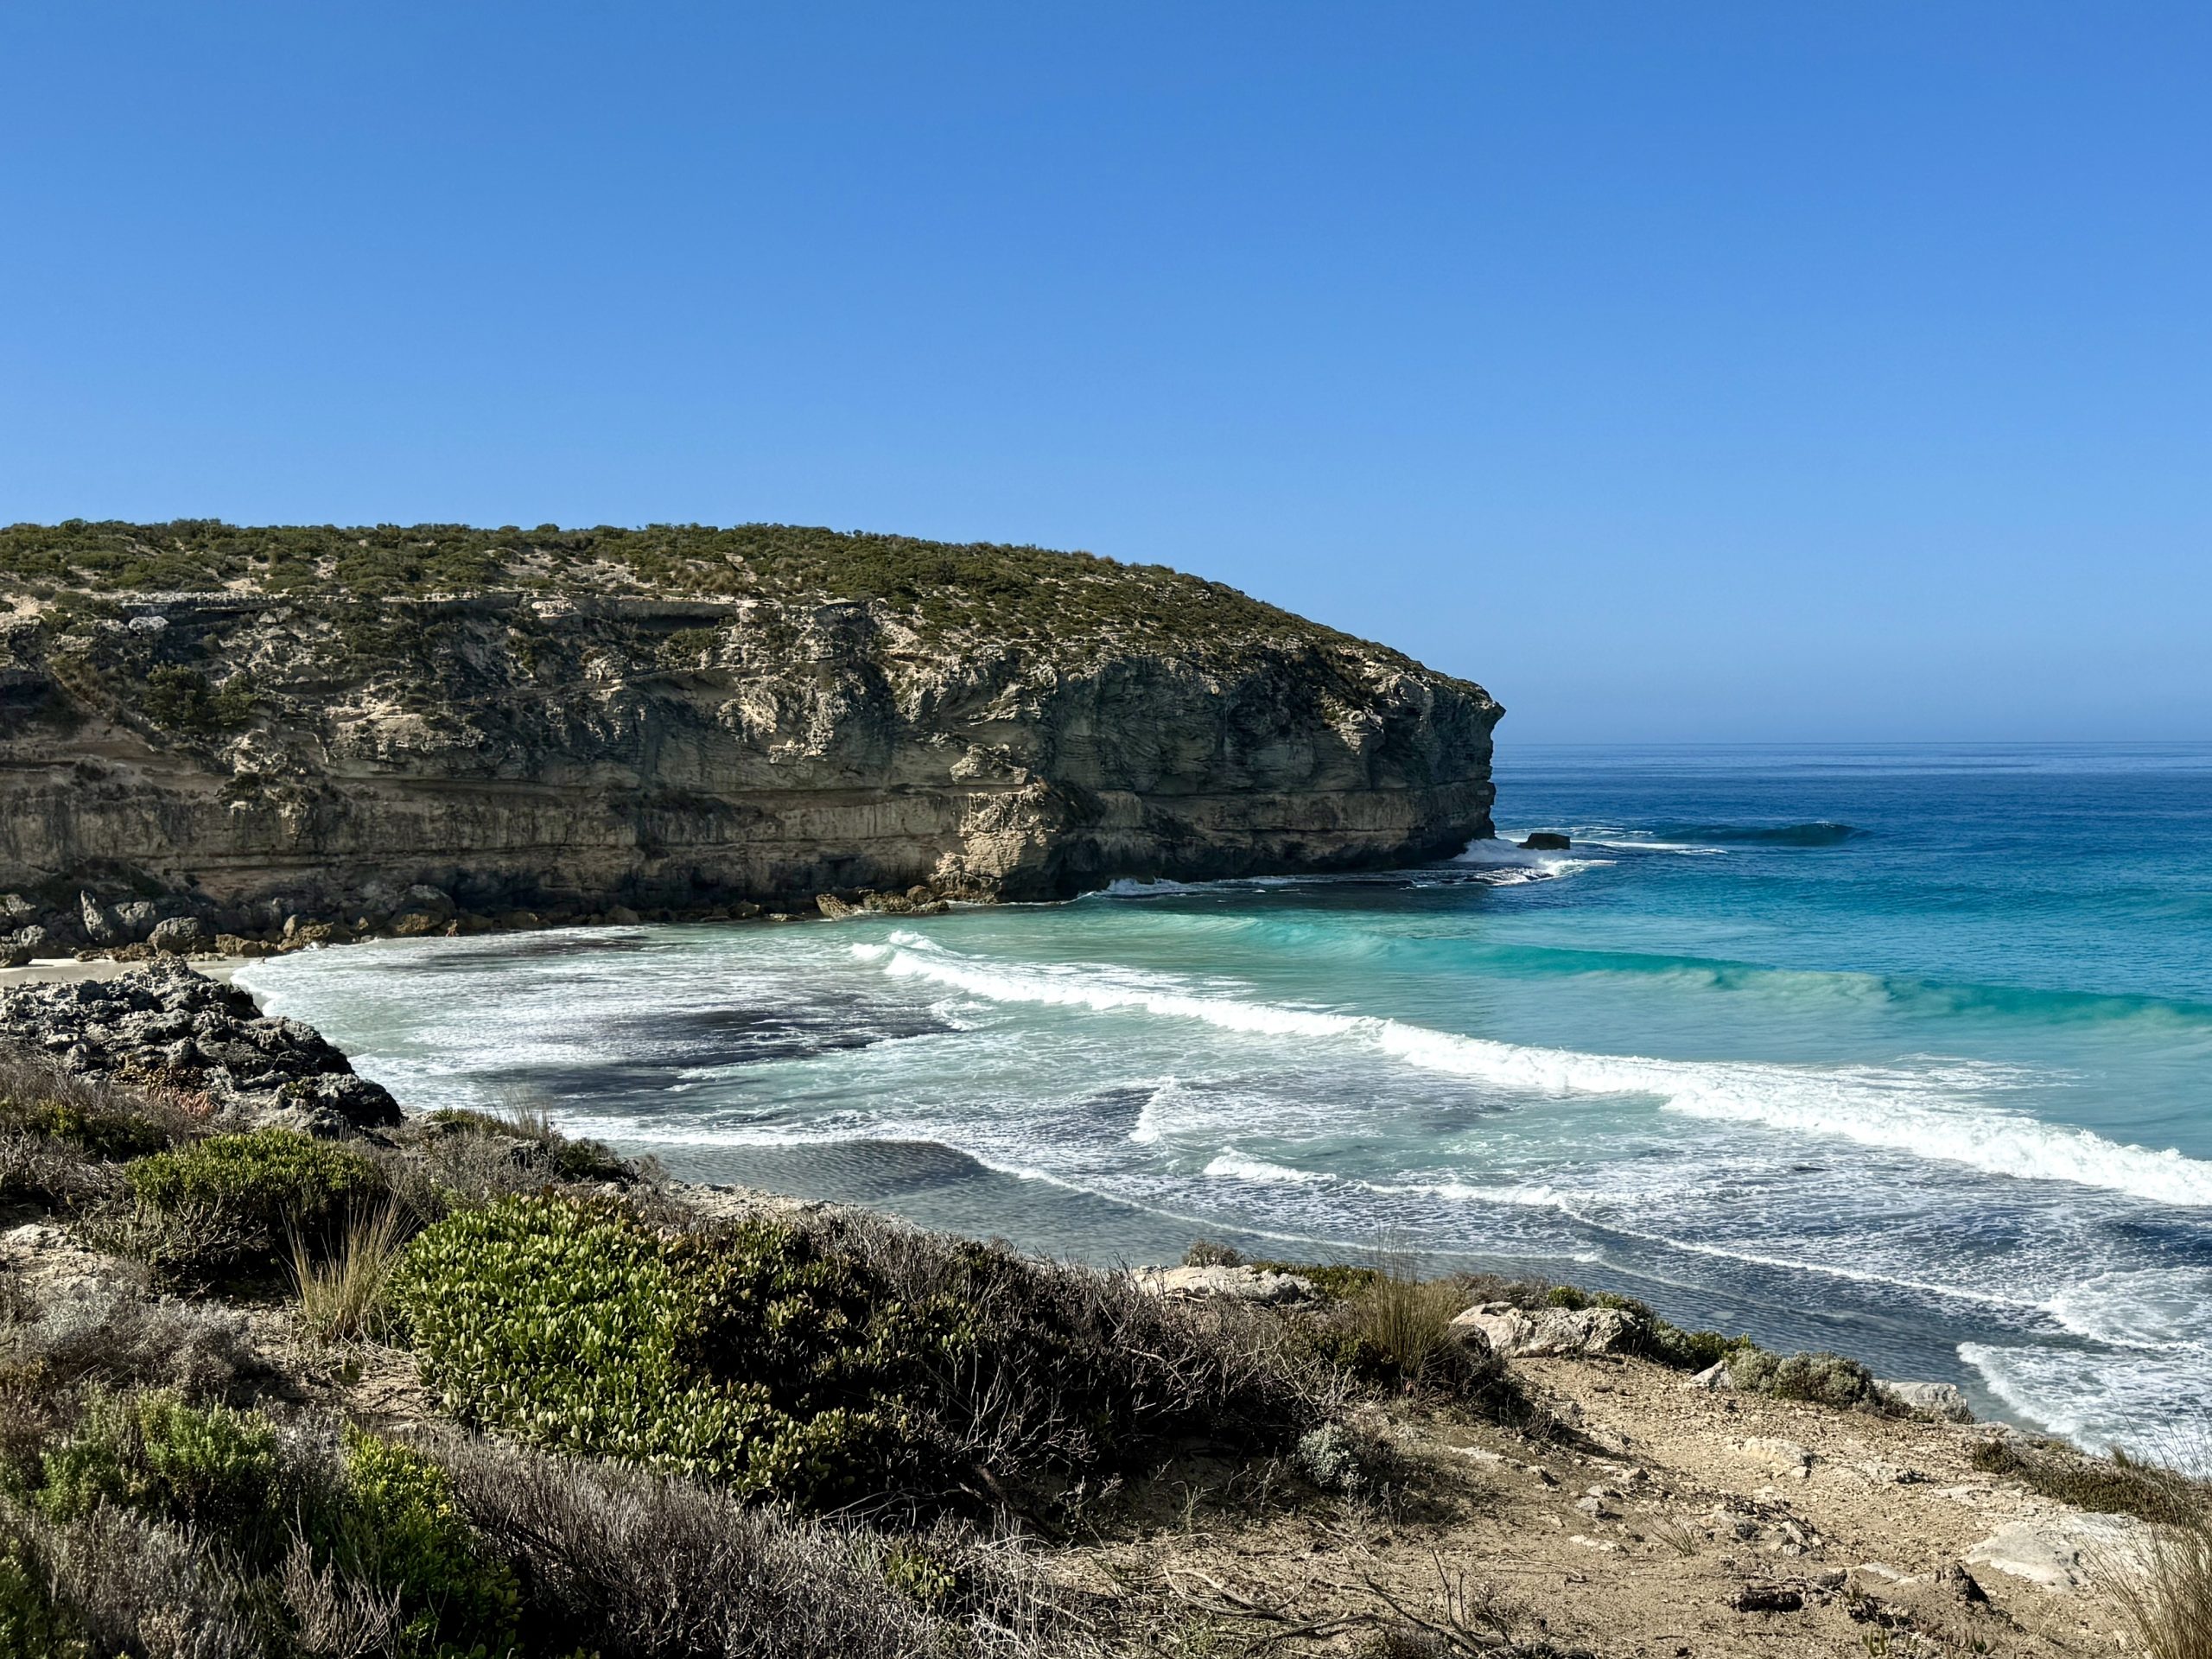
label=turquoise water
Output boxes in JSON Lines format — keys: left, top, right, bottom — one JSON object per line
{"left": 238, "top": 743, "right": 2212, "bottom": 1459}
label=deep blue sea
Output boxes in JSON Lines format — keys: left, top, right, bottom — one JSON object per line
{"left": 238, "top": 743, "right": 2212, "bottom": 1460}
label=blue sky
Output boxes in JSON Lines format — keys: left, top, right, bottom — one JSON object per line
{"left": 3, "top": 3, "right": 2206, "bottom": 742}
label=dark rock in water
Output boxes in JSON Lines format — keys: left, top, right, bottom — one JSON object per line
{"left": 0, "top": 961, "right": 400, "bottom": 1133}
{"left": 1520, "top": 831, "right": 1572, "bottom": 850}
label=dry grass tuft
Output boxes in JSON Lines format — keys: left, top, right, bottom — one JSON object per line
{"left": 2094, "top": 1441, "right": 2212, "bottom": 1659}
{"left": 1351, "top": 1270, "right": 1472, "bottom": 1390}
{"left": 288, "top": 1203, "right": 409, "bottom": 1344}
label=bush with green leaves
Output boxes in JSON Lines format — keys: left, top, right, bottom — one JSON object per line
{"left": 123, "top": 1129, "right": 384, "bottom": 1274}
{"left": 422, "top": 1106, "right": 633, "bottom": 1186}
{"left": 391, "top": 1196, "right": 944, "bottom": 1505}
{"left": 395, "top": 1194, "right": 1322, "bottom": 1510}
{"left": 138, "top": 664, "right": 253, "bottom": 733}
{"left": 0, "top": 1528, "right": 88, "bottom": 1659}
{"left": 1540, "top": 1284, "right": 1747, "bottom": 1373}
{"left": 0, "top": 1060, "right": 187, "bottom": 1209}
{"left": 0, "top": 1095, "right": 172, "bottom": 1164}
{"left": 22, "top": 1393, "right": 522, "bottom": 1657}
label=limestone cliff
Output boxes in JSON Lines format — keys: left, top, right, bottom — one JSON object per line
{"left": 0, "top": 522, "right": 1499, "bottom": 939}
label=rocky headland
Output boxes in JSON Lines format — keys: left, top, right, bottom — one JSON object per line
{"left": 0, "top": 521, "right": 1500, "bottom": 959}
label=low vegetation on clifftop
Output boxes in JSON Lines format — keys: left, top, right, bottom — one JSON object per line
{"left": 0, "top": 520, "right": 1379, "bottom": 655}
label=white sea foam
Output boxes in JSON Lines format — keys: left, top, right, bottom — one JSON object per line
{"left": 1960, "top": 1342, "right": 2212, "bottom": 1470}
{"left": 1204, "top": 1148, "right": 1326, "bottom": 1184}
{"left": 1452, "top": 838, "right": 1611, "bottom": 880}
{"left": 1128, "top": 1077, "right": 1183, "bottom": 1144}
{"left": 862, "top": 936, "right": 2212, "bottom": 1207}
{"left": 2040, "top": 1268, "right": 2212, "bottom": 1350}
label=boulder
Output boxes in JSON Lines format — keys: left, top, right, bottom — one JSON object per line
{"left": 214, "top": 934, "right": 277, "bottom": 958}
{"left": 816, "top": 893, "right": 859, "bottom": 920}
{"left": 388, "top": 910, "right": 446, "bottom": 938}
{"left": 1136, "top": 1264, "right": 1316, "bottom": 1306}
{"left": 78, "top": 891, "right": 121, "bottom": 944}
{"left": 1448, "top": 1300, "right": 1643, "bottom": 1357}
{"left": 603, "top": 905, "right": 642, "bottom": 926}
{"left": 149, "top": 916, "right": 212, "bottom": 955}
{"left": 114, "top": 899, "right": 161, "bottom": 941}
{"left": 1876, "top": 1378, "right": 1974, "bottom": 1422}
{"left": 399, "top": 884, "right": 456, "bottom": 918}
{"left": 1520, "top": 832, "right": 1573, "bottom": 851}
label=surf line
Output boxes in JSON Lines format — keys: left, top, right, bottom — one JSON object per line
{"left": 854, "top": 934, "right": 2212, "bottom": 1210}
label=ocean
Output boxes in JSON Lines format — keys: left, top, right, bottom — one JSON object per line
{"left": 235, "top": 742, "right": 2212, "bottom": 1461}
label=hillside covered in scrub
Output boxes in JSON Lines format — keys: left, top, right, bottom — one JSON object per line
{"left": 0, "top": 520, "right": 1500, "bottom": 943}
{"left": 2, "top": 963, "right": 2206, "bottom": 1657}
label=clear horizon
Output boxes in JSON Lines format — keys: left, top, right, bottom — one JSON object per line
{"left": 3, "top": 3, "right": 2206, "bottom": 743}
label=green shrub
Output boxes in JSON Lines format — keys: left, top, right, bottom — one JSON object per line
{"left": 0, "top": 1531, "right": 88, "bottom": 1659}
{"left": 658, "top": 626, "right": 721, "bottom": 668}
{"left": 1969, "top": 1436, "right": 2201, "bottom": 1526}
{"left": 139, "top": 665, "right": 253, "bottom": 734}
{"left": 124, "top": 1129, "right": 383, "bottom": 1274}
{"left": 391, "top": 1196, "right": 939, "bottom": 1505}
{"left": 1541, "top": 1284, "right": 1745, "bottom": 1372}
{"left": 332, "top": 1429, "right": 520, "bottom": 1658}
{"left": 1726, "top": 1347, "right": 1881, "bottom": 1409}
{"left": 397, "top": 1195, "right": 1320, "bottom": 1510}
{"left": 1183, "top": 1243, "right": 1383, "bottom": 1303}
{"left": 0, "top": 1096, "right": 172, "bottom": 1163}
{"left": 423, "top": 1105, "right": 632, "bottom": 1185}
{"left": 36, "top": 1390, "right": 282, "bottom": 1549}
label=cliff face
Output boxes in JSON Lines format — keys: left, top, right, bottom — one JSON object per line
{"left": 0, "top": 524, "right": 1499, "bottom": 934}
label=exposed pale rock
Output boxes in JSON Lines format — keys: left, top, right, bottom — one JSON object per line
{"left": 1963, "top": 1514, "right": 2147, "bottom": 1592}
{"left": 1135, "top": 1264, "right": 1315, "bottom": 1306}
{"left": 1448, "top": 1301, "right": 1642, "bottom": 1357}
{"left": 1877, "top": 1378, "right": 1974, "bottom": 1422}
{"left": 0, "top": 583, "right": 1499, "bottom": 915}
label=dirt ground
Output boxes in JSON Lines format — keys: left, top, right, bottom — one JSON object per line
{"left": 1071, "top": 1352, "right": 2149, "bottom": 1656}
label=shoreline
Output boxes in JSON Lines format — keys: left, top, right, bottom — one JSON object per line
{"left": 0, "top": 954, "right": 2187, "bottom": 1649}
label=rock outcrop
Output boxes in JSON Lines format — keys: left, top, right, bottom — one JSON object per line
{"left": 1450, "top": 1300, "right": 1644, "bottom": 1357}
{"left": 0, "top": 961, "right": 400, "bottom": 1134}
{"left": 0, "top": 522, "right": 1501, "bottom": 934}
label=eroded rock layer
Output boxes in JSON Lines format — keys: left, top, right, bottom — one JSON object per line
{"left": 0, "top": 524, "right": 1500, "bottom": 934}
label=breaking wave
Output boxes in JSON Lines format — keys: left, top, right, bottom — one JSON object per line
{"left": 857, "top": 934, "right": 2212, "bottom": 1208}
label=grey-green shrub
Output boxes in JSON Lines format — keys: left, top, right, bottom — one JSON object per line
{"left": 1726, "top": 1347, "right": 1881, "bottom": 1409}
